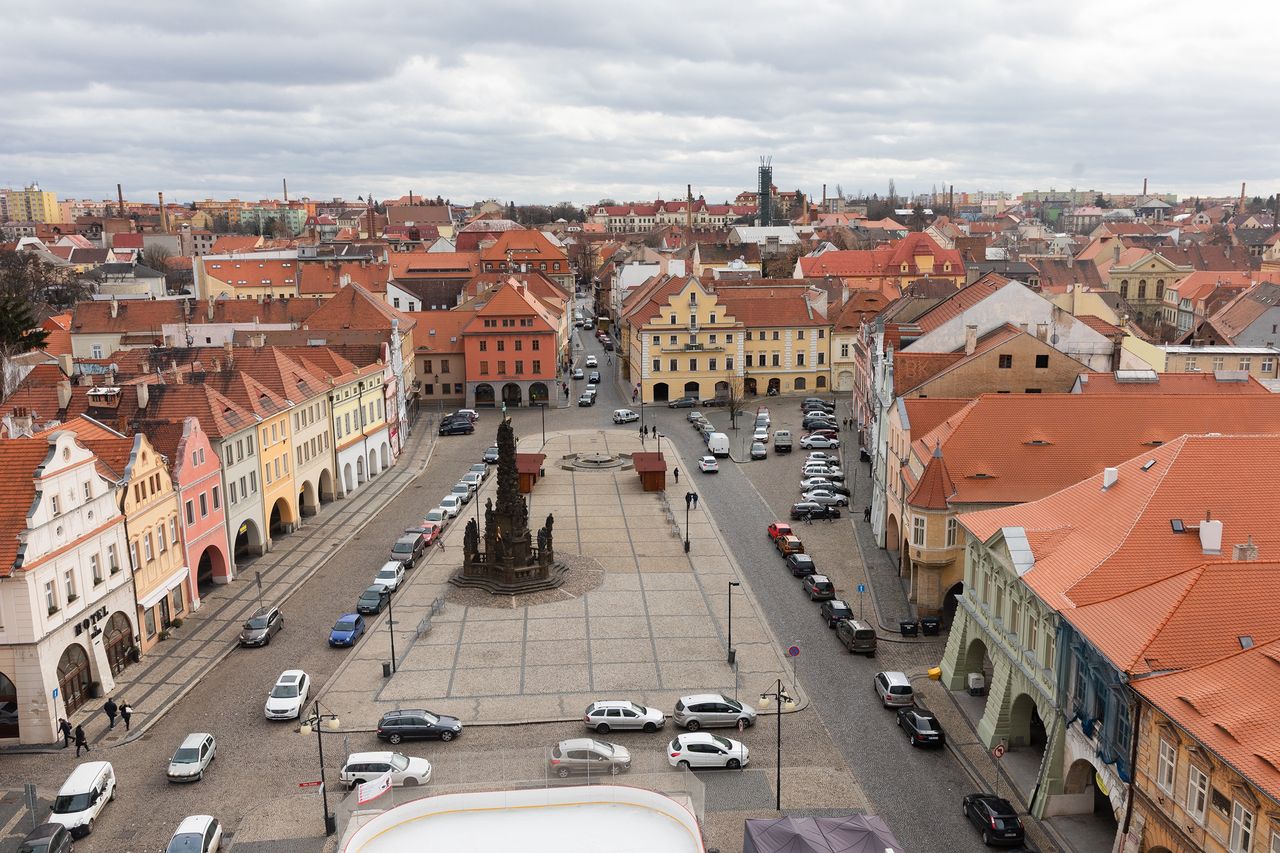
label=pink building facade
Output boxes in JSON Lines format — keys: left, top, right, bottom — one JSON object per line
{"left": 167, "top": 418, "right": 233, "bottom": 606}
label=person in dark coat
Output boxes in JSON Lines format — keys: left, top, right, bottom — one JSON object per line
{"left": 58, "top": 718, "right": 72, "bottom": 748}
{"left": 103, "top": 697, "right": 118, "bottom": 729}
{"left": 119, "top": 701, "right": 132, "bottom": 731}
{"left": 673, "top": 467, "right": 679, "bottom": 483}
{"left": 74, "top": 725, "right": 89, "bottom": 756}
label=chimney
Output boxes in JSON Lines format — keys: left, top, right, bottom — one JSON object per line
{"left": 1232, "top": 536, "right": 1259, "bottom": 561}
{"left": 1142, "top": 177, "right": 1147, "bottom": 196}
{"left": 136, "top": 383, "right": 150, "bottom": 410}
{"left": 9, "top": 408, "right": 34, "bottom": 437}
{"left": 1200, "top": 516, "right": 1223, "bottom": 555}
{"left": 223, "top": 340, "right": 234, "bottom": 367}
{"left": 158, "top": 191, "right": 167, "bottom": 232}
{"left": 282, "top": 177, "right": 289, "bottom": 203}
{"left": 57, "top": 380, "right": 72, "bottom": 410}
{"left": 1036, "top": 322, "right": 1049, "bottom": 342}
{"left": 117, "top": 183, "right": 125, "bottom": 218}
{"left": 170, "top": 359, "right": 183, "bottom": 385}
{"left": 1240, "top": 182, "right": 1246, "bottom": 212}
{"left": 686, "top": 184, "right": 694, "bottom": 230}
{"left": 964, "top": 324, "right": 978, "bottom": 355}
{"left": 206, "top": 295, "right": 216, "bottom": 320}
{"left": 1112, "top": 242, "right": 1120, "bottom": 264}
{"left": 1102, "top": 467, "right": 1119, "bottom": 489}
{"left": 110, "top": 295, "right": 119, "bottom": 318}
{"left": 58, "top": 353, "right": 74, "bottom": 377}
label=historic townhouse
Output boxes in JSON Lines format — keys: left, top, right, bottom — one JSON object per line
{"left": 462, "top": 280, "right": 561, "bottom": 408}
{"left": 0, "top": 429, "right": 135, "bottom": 744}
{"left": 718, "top": 285, "right": 833, "bottom": 396}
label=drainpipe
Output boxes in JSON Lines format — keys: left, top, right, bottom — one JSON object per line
{"left": 1120, "top": 694, "right": 1141, "bottom": 837}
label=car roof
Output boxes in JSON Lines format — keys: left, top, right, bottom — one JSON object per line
{"left": 393, "top": 534, "right": 419, "bottom": 544}
{"left": 789, "top": 552, "right": 813, "bottom": 560}
{"left": 361, "top": 585, "right": 386, "bottom": 595}
{"left": 828, "top": 599, "right": 851, "bottom": 608}
{"left": 251, "top": 606, "right": 276, "bottom": 617}
{"left": 382, "top": 708, "right": 428, "bottom": 718}
{"left": 277, "top": 670, "right": 305, "bottom": 682}
{"left": 676, "top": 731, "right": 730, "bottom": 744}
{"left": 175, "top": 815, "right": 216, "bottom": 835}
{"left": 588, "top": 699, "right": 643, "bottom": 709}
{"left": 335, "top": 612, "right": 361, "bottom": 621}
{"left": 379, "top": 561, "right": 402, "bottom": 571}
{"left": 971, "top": 794, "right": 1016, "bottom": 812}
{"left": 25, "top": 823, "right": 68, "bottom": 840}
{"left": 344, "top": 751, "right": 397, "bottom": 763}
{"left": 60, "top": 761, "right": 111, "bottom": 790}
{"left": 808, "top": 574, "right": 831, "bottom": 582}
{"left": 680, "top": 693, "right": 730, "bottom": 703}
{"left": 179, "top": 732, "right": 213, "bottom": 748}
{"left": 878, "top": 671, "right": 910, "bottom": 684}
{"left": 558, "top": 737, "right": 605, "bottom": 750}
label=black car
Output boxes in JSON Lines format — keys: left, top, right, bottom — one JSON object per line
{"left": 801, "top": 574, "right": 835, "bottom": 600}
{"left": 961, "top": 793, "right": 1025, "bottom": 847}
{"left": 356, "top": 585, "right": 391, "bottom": 615}
{"left": 18, "top": 823, "right": 73, "bottom": 853}
{"left": 667, "top": 396, "right": 698, "bottom": 408}
{"left": 483, "top": 445, "right": 500, "bottom": 464}
{"left": 588, "top": 371, "right": 601, "bottom": 383}
{"left": 819, "top": 599, "right": 854, "bottom": 627}
{"left": 802, "top": 402, "right": 835, "bottom": 413}
{"left": 897, "top": 707, "right": 946, "bottom": 748}
{"left": 238, "top": 606, "right": 284, "bottom": 647}
{"left": 791, "top": 502, "right": 841, "bottom": 521}
{"left": 377, "top": 708, "right": 464, "bottom": 744}
{"left": 439, "top": 419, "right": 474, "bottom": 436}
{"left": 803, "top": 417, "right": 838, "bottom": 431}
{"left": 784, "top": 553, "right": 816, "bottom": 577}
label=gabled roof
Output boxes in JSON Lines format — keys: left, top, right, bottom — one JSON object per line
{"left": 302, "top": 282, "right": 417, "bottom": 333}
{"left": 477, "top": 229, "right": 567, "bottom": 263}
{"left": 1201, "top": 281, "right": 1280, "bottom": 342}
{"left": 0, "top": 439, "right": 61, "bottom": 575}
{"left": 911, "top": 275, "right": 1015, "bottom": 334}
{"left": 907, "top": 445, "right": 956, "bottom": 510}
{"left": 833, "top": 290, "right": 892, "bottom": 330}
{"left": 389, "top": 251, "right": 480, "bottom": 279}
{"left": 71, "top": 300, "right": 185, "bottom": 335}
{"left": 405, "top": 311, "right": 471, "bottom": 352}
{"left": 1074, "top": 371, "right": 1270, "bottom": 394}
{"left": 462, "top": 280, "right": 557, "bottom": 334}
{"left": 899, "top": 398, "right": 969, "bottom": 442}
{"left": 226, "top": 348, "right": 330, "bottom": 403}
{"left": 714, "top": 289, "right": 827, "bottom": 327}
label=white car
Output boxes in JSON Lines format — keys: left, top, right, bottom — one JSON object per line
{"left": 461, "top": 472, "right": 483, "bottom": 490}
{"left": 802, "top": 489, "right": 848, "bottom": 507}
{"left": 572, "top": 368, "right": 585, "bottom": 380}
{"left": 264, "top": 670, "right": 310, "bottom": 720}
{"left": 340, "top": 751, "right": 432, "bottom": 789}
{"left": 799, "top": 477, "right": 837, "bottom": 491}
{"left": 450, "top": 483, "right": 473, "bottom": 504}
{"left": 612, "top": 408, "right": 639, "bottom": 424}
{"left": 667, "top": 732, "right": 750, "bottom": 769}
{"left": 468, "top": 463, "right": 490, "bottom": 481}
{"left": 167, "top": 732, "right": 216, "bottom": 783}
{"left": 455, "top": 409, "right": 479, "bottom": 422}
{"left": 803, "top": 466, "right": 845, "bottom": 481}
{"left": 424, "top": 507, "right": 449, "bottom": 527}
{"left": 687, "top": 410, "right": 704, "bottom": 422}
{"left": 373, "top": 561, "right": 405, "bottom": 593}
{"left": 800, "top": 434, "right": 840, "bottom": 449}
{"left": 439, "top": 495, "right": 462, "bottom": 517}
{"left": 806, "top": 451, "right": 835, "bottom": 464}
{"left": 165, "top": 815, "right": 223, "bottom": 853}
{"left": 753, "top": 427, "right": 769, "bottom": 443}
{"left": 698, "top": 456, "right": 719, "bottom": 473}
{"left": 585, "top": 355, "right": 598, "bottom": 368}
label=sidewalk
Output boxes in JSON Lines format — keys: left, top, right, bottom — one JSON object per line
{"left": 6, "top": 424, "right": 438, "bottom": 754}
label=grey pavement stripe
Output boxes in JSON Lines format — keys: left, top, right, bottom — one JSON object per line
{"left": 605, "top": 444, "right": 665, "bottom": 689}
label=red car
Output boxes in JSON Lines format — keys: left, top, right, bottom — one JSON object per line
{"left": 767, "top": 522, "right": 794, "bottom": 541}
{"left": 806, "top": 429, "right": 839, "bottom": 440}
{"left": 405, "top": 520, "right": 444, "bottom": 546}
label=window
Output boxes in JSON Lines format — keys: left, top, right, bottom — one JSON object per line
{"left": 515, "top": 360, "right": 524, "bottom": 375}
{"left": 514, "top": 339, "right": 522, "bottom": 351}
{"left": 108, "top": 544, "right": 119, "bottom": 573}
{"left": 170, "top": 517, "right": 178, "bottom": 544}
{"left": 745, "top": 354, "right": 753, "bottom": 367}
{"left": 669, "top": 359, "right": 677, "bottom": 371}
{"left": 422, "top": 359, "right": 433, "bottom": 374}
{"left": 64, "top": 569, "right": 76, "bottom": 601}
{"left": 1230, "top": 801, "right": 1254, "bottom": 853}
{"left": 998, "top": 354, "right": 1013, "bottom": 369}
{"left": 130, "top": 540, "right": 140, "bottom": 570}
{"left": 199, "top": 493, "right": 209, "bottom": 517}
{"left": 83, "top": 481, "right": 92, "bottom": 500}
{"left": 1238, "top": 357, "right": 1252, "bottom": 371}
{"left": 709, "top": 358, "right": 717, "bottom": 371}
{"left": 171, "top": 586, "right": 184, "bottom": 615}
{"left": 1186, "top": 765, "right": 1208, "bottom": 823}
{"left": 726, "top": 357, "right": 734, "bottom": 370}
{"left": 157, "top": 524, "right": 167, "bottom": 552}
{"left": 50, "top": 494, "right": 60, "bottom": 517}
{"left": 818, "top": 329, "right": 825, "bottom": 339}
{"left": 670, "top": 314, "right": 677, "bottom": 325}
{"left": 709, "top": 313, "right": 716, "bottom": 323}
{"left": 531, "top": 339, "right": 539, "bottom": 351}
{"left": 817, "top": 352, "right": 825, "bottom": 365}
{"left": 652, "top": 359, "right": 660, "bottom": 372}
{"left": 90, "top": 553, "right": 102, "bottom": 584}
{"left": 1212, "top": 356, "right": 1225, "bottom": 371}
{"left": 1156, "top": 738, "right": 1176, "bottom": 793}
{"left": 772, "top": 331, "right": 780, "bottom": 340}
{"left": 1262, "top": 358, "right": 1274, "bottom": 373}
{"left": 480, "top": 361, "right": 489, "bottom": 375}
{"left": 771, "top": 354, "right": 780, "bottom": 367}
{"left": 144, "top": 607, "right": 156, "bottom": 638}
{"left": 912, "top": 517, "right": 926, "bottom": 546}
{"left": 143, "top": 533, "right": 154, "bottom": 561}
{"left": 497, "top": 360, "right": 506, "bottom": 374}
{"left": 1027, "top": 615, "right": 1039, "bottom": 659}
{"left": 1035, "top": 354, "right": 1049, "bottom": 368}
{"left": 798, "top": 329, "right": 805, "bottom": 339}
{"left": 497, "top": 340, "right": 505, "bottom": 352}
{"left": 532, "top": 360, "right": 541, "bottom": 373}
{"left": 840, "top": 343, "right": 849, "bottom": 358}
{"left": 479, "top": 340, "right": 487, "bottom": 351}
{"left": 946, "top": 518, "right": 957, "bottom": 547}
{"left": 1185, "top": 355, "right": 1198, "bottom": 371}
{"left": 91, "top": 344, "right": 103, "bottom": 359}
{"left": 797, "top": 353, "right": 805, "bottom": 366}
{"left": 652, "top": 335, "right": 660, "bottom": 345}
{"left": 726, "top": 333, "right": 733, "bottom": 343}
{"left": 45, "top": 581, "right": 57, "bottom": 612}
{"left": 689, "top": 359, "right": 697, "bottom": 371}
{"left": 441, "top": 359, "right": 450, "bottom": 372}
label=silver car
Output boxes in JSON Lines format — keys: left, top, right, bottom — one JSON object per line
{"left": 548, "top": 738, "right": 631, "bottom": 777}
{"left": 583, "top": 700, "right": 665, "bottom": 733}
{"left": 167, "top": 732, "right": 216, "bottom": 782}
{"left": 673, "top": 693, "right": 757, "bottom": 731}
{"left": 802, "top": 489, "right": 848, "bottom": 507}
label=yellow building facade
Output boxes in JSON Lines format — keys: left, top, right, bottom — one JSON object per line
{"left": 257, "top": 408, "right": 297, "bottom": 545}
{"left": 5, "top": 184, "right": 60, "bottom": 223}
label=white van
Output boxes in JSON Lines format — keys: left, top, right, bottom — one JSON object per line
{"left": 706, "top": 432, "right": 730, "bottom": 458}
{"left": 49, "top": 761, "right": 115, "bottom": 838}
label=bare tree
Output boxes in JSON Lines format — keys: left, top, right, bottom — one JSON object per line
{"left": 141, "top": 244, "right": 172, "bottom": 273}
{"left": 724, "top": 375, "right": 748, "bottom": 430}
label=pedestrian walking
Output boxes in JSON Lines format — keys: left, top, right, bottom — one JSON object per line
{"left": 119, "top": 701, "right": 132, "bottom": 731}
{"left": 673, "top": 467, "right": 679, "bottom": 483}
{"left": 692, "top": 493, "right": 699, "bottom": 508}
{"left": 804, "top": 511, "right": 813, "bottom": 525}
{"left": 863, "top": 505, "right": 872, "bottom": 523}
{"left": 74, "top": 725, "right": 89, "bottom": 756}
{"left": 103, "top": 697, "right": 118, "bottom": 729}
{"left": 58, "top": 717, "right": 72, "bottom": 748}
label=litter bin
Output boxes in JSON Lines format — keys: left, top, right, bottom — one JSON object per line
{"left": 382, "top": 662, "right": 393, "bottom": 678}
{"left": 899, "top": 620, "right": 918, "bottom": 638}
{"left": 920, "top": 617, "right": 940, "bottom": 636}
{"left": 967, "top": 672, "right": 986, "bottom": 696}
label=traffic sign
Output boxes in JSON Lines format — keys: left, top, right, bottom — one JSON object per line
{"left": 856, "top": 583, "right": 866, "bottom": 593}
{"left": 992, "top": 742, "right": 1006, "bottom": 760}
{"left": 298, "top": 780, "right": 323, "bottom": 788}
{"left": 787, "top": 645, "right": 800, "bottom": 658}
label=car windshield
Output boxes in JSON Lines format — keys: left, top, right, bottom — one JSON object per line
{"left": 334, "top": 618, "right": 358, "bottom": 631}
{"left": 361, "top": 588, "right": 382, "bottom": 599}
{"left": 51, "top": 793, "right": 92, "bottom": 813}
{"left": 421, "top": 712, "right": 440, "bottom": 725}
{"left": 389, "top": 754, "right": 410, "bottom": 771}
{"left": 271, "top": 683, "right": 299, "bottom": 698}
{"left": 165, "top": 832, "right": 205, "bottom": 853}
{"left": 245, "top": 614, "right": 270, "bottom": 629}
{"left": 377, "top": 569, "right": 397, "bottom": 580}
{"left": 426, "top": 511, "right": 444, "bottom": 521}
{"left": 710, "top": 735, "right": 733, "bottom": 749}
{"left": 626, "top": 702, "right": 646, "bottom": 714}
{"left": 172, "top": 747, "right": 201, "bottom": 763}
{"left": 392, "top": 542, "right": 412, "bottom": 553}
{"left": 590, "top": 740, "right": 614, "bottom": 755}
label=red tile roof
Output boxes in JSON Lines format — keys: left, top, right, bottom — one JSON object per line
{"left": 209, "top": 235, "right": 263, "bottom": 254}
{"left": 201, "top": 256, "right": 298, "bottom": 292}
{"left": 900, "top": 399, "right": 969, "bottom": 442}
{"left": 1075, "top": 372, "right": 1270, "bottom": 394}
{"left": 302, "top": 282, "right": 417, "bottom": 334}
{"left": 1074, "top": 315, "right": 1124, "bottom": 337}
{"left": 714, "top": 289, "right": 828, "bottom": 327}
{"left": 907, "top": 446, "right": 956, "bottom": 510}
{"left": 389, "top": 252, "right": 480, "bottom": 279}
{"left": 0, "top": 439, "right": 59, "bottom": 575}
{"left": 912, "top": 275, "right": 1015, "bottom": 334}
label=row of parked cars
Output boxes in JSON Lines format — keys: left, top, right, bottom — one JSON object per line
{"left": 575, "top": 693, "right": 759, "bottom": 773}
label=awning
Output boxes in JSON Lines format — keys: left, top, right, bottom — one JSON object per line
{"left": 138, "top": 565, "right": 190, "bottom": 609}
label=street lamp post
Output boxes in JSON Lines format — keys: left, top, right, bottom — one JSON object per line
{"left": 299, "top": 701, "right": 341, "bottom": 836}
{"left": 757, "top": 679, "right": 796, "bottom": 811}
{"left": 539, "top": 402, "right": 547, "bottom": 448}
{"left": 683, "top": 491, "right": 694, "bottom": 553}
{"left": 727, "top": 581, "right": 740, "bottom": 664}
{"left": 387, "top": 589, "right": 397, "bottom": 674}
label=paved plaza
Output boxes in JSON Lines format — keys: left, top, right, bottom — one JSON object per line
{"left": 319, "top": 427, "right": 801, "bottom": 726}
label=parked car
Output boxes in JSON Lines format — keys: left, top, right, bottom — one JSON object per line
{"left": 873, "top": 671, "right": 915, "bottom": 708}
{"left": 483, "top": 446, "right": 500, "bottom": 464}
{"left": 583, "top": 700, "right": 665, "bottom": 733}
{"left": 800, "top": 434, "right": 840, "bottom": 449}
{"left": 667, "top": 733, "right": 749, "bottom": 770}
{"left": 767, "top": 521, "right": 793, "bottom": 541}
{"left": 454, "top": 409, "right": 479, "bottom": 422}
{"left": 805, "top": 429, "right": 841, "bottom": 442}
{"left": 16, "top": 823, "right": 73, "bottom": 853}
{"left": 578, "top": 392, "right": 596, "bottom": 407}
{"left": 667, "top": 396, "right": 698, "bottom": 408}
{"left": 613, "top": 408, "right": 639, "bottom": 424}
{"left": 799, "top": 476, "right": 838, "bottom": 491}
{"left": 801, "top": 489, "right": 848, "bottom": 507}
{"left": 340, "top": 751, "right": 432, "bottom": 788}
{"left": 837, "top": 619, "right": 878, "bottom": 656}
{"left": 238, "top": 606, "right": 284, "bottom": 647}
{"left": 390, "top": 534, "right": 426, "bottom": 567}
{"left": 356, "top": 585, "right": 390, "bottom": 615}
{"left": 674, "top": 694, "right": 756, "bottom": 730}
{"left": 686, "top": 410, "right": 704, "bottom": 422}
{"left": 167, "top": 733, "right": 217, "bottom": 783}
{"left": 424, "top": 507, "right": 450, "bottom": 528}
{"left": 468, "top": 462, "right": 490, "bottom": 480}
{"left": 806, "top": 451, "right": 835, "bottom": 464}
{"left": 785, "top": 553, "right": 817, "bottom": 577}
{"left": 819, "top": 599, "right": 854, "bottom": 627}
{"left": 439, "top": 419, "right": 474, "bottom": 436}
{"left": 439, "top": 495, "right": 462, "bottom": 517}
{"left": 48, "top": 761, "right": 115, "bottom": 839}
{"left": 802, "top": 465, "right": 845, "bottom": 481}
{"left": 752, "top": 427, "right": 769, "bottom": 443}
{"left": 264, "top": 670, "right": 310, "bottom": 720}
{"left": 548, "top": 738, "right": 631, "bottom": 777}
{"left": 329, "top": 613, "right": 366, "bottom": 647}
{"left": 775, "top": 535, "right": 804, "bottom": 555}
{"left": 801, "top": 574, "right": 836, "bottom": 600}
{"left": 372, "top": 561, "right": 405, "bottom": 593}
{"left": 461, "top": 471, "right": 484, "bottom": 491}
{"left": 449, "top": 483, "right": 473, "bottom": 505}
{"left": 791, "top": 502, "right": 841, "bottom": 521}
{"left": 404, "top": 521, "right": 442, "bottom": 547}
{"left": 572, "top": 368, "right": 585, "bottom": 380}
{"left": 585, "top": 355, "right": 598, "bottom": 368}
{"left": 164, "top": 815, "right": 222, "bottom": 853}
{"left": 897, "top": 707, "right": 946, "bottom": 748}
{"left": 698, "top": 456, "right": 719, "bottom": 473}
{"left": 376, "top": 709, "right": 463, "bottom": 744}
{"left": 961, "top": 794, "right": 1026, "bottom": 847}
{"left": 750, "top": 442, "right": 768, "bottom": 460}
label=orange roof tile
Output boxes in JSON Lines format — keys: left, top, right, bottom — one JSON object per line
{"left": 714, "top": 289, "right": 828, "bottom": 327}
{"left": 900, "top": 398, "right": 970, "bottom": 441}
{"left": 912, "top": 275, "right": 1015, "bottom": 334}
{"left": 907, "top": 445, "right": 956, "bottom": 509}
{"left": 0, "top": 439, "right": 59, "bottom": 575}
{"left": 1075, "top": 372, "right": 1270, "bottom": 394}
{"left": 405, "top": 310, "right": 471, "bottom": 352}
{"left": 389, "top": 252, "right": 480, "bottom": 279}
{"left": 201, "top": 256, "right": 298, "bottom": 291}
{"left": 209, "top": 235, "right": 263, "bottom": 254}
{"left": 302, "top": 282, "right": 417, "bottom": 333}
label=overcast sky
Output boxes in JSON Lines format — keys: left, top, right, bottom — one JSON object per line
{"left": 4, "top": 1, "right": 1279, "bottom": 206}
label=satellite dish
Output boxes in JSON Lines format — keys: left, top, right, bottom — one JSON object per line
{"left": 1051, "top": 334, "right": 1060, "bottom": 345}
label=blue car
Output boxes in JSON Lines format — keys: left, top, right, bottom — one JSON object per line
{"left": 329, "top": 613, "right": 366, "bottom": 647}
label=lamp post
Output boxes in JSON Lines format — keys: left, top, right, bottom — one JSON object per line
{"left": 386, "top": 588, "right": 397, "bottom": 674}
{"left": 299, "top": 701, "right": 341, "bottom": 836}
{"left": 727, "top": 581, "right": 740, "bottom": 664}
{"left": 683, "top": 491, "right": 694, "bottom": 553}
{"left": 538, "top": 401, "right": 547, "bottom": 448}
{"left": 757, "top": 679, "right": 796, "bottom": 811}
